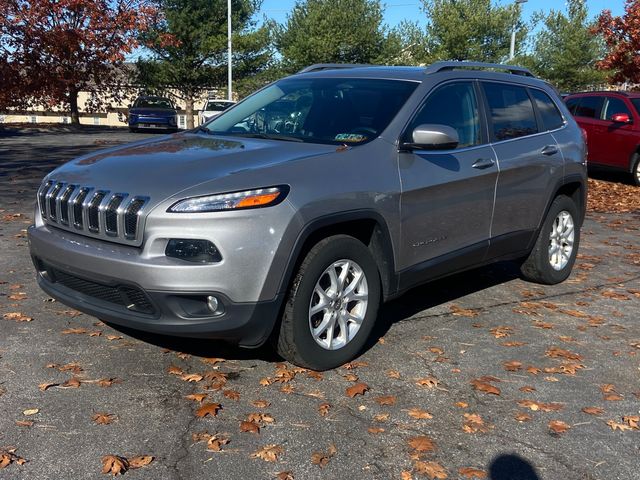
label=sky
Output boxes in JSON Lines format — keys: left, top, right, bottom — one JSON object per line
{"left": 259, "top": 0, "right": 626, "bottom": 28}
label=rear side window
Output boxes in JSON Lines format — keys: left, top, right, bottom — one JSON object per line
{"left": 482, "top": 82, "right": 538, "bottom": 141}
{"left": 531, "top": 89, "right": 564, "bottom": 131}
{"left": 602, "top": 97, "right": 632, "bottom": 121}
{"left": 574, "top": 96, "right": 603, "bottom": 118}
{"left": 408, "top": 82, "right": 481, "bottom": 148}
{"left": 565, "top": 97, "right": 580, "bottom": 115}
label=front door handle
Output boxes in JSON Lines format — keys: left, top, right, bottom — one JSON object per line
{"left": 542, "top": 145, "right": 559, "bottom": 156}
{"left": 472, "top": 158, "right": 495, "bottom": 169}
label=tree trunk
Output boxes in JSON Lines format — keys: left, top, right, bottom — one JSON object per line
{"left": 69, "top": 89, "right": 80, "bottom": 125}
{"left": 185, "top": 95, "right": 194, "bottom": 129}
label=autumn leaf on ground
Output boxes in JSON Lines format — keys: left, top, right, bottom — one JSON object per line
{"left": 180, "top": 373, "right": 203, "bottom": 383}
{"left": 98, "top": 378, "right": 120, "bottom": 388}
{"left": 549, "top": 420, "right": 570, "bottom": 435}
{"left": 93, "top": 413, "right": 116, "bottom": 425}
{"left": 16, "top": 420, "right": 34, "bottom": 427}
{"left": 246, "top": 413, "right": 275, "bottom": 425}
{"left": 582, "top": 407, "right": 604, "bottom": 416}
{"left": 503, "top": 361, "right": 522, "bottom": 372}
{"left": 252, "top": 399, "right": 270, "bottom": 408}
{"left": 471, "top": 378, "right": 501, "bottom": 396}
{"left": 514, "top": 411, "right": 532, "bottom": 422}
{"left": 195, "top": 402, "right": 221, "bottom": 418}
{"left": 128, "top": 456, "right": 153, "bottom": 469}
{"left": 623, "top": 416, "right": 639, "bottom": 429}
{"left": 415, "top": 377, "right": 440, "bottom": 388}
{"left": 546, "top": 347, "right": 582, "bottom": 361}
{"left": 368, "top": 427, "right": 385, "bottom": 434}
{"left": 501, "top": 341, "right": 526, "bottom": 347}
{"left": 62, "top": 327, "right": 87, "bottom": 335}
{"left": 3, "top": 312, "right": 33, "bottom": 322}
{"left": 489, "top": 326, "right": 512, "bottom": 338}
{"left": 8, "top": 292, "right": 27, "bottom": 300}
{"left": 240, "top": 420, "right": 260, "bottom": 434}
{"left": 459, "top": 467, "right": 487, "bottom": 478}
{"left": 387, "top": 369, "right": 401, "bottom": 379}
{"left": 449, "top": 304, "right": 479, "bottom": 317}
{"left": 342, "top": 361, "right": 368, "bottom": 370}
{"left": 23, "top": 408, "right": 39, "bottom": 416}
{"left": 207, "top": 435, "right": 230, "bottom": 451}
{"left": 101, "top": 455, "right": 129, "bottom": 475}
{"left": 251, "top": 444, "right": 284, "bottom": 462}
{"left": 406, "top": 408, "right": 433, "bottom": 420}
{"left": 408, "top": 435, "right": 436, "bottom": 452}
{"left": 167, "top": 365, "right": 184, "bottom": 376}
{"left": 223, "top": 389, "right": 240, "bottom": 400}
{"left": 60, "top": 377, "right": 81, "bottom": 388}
{"left": 517, "top": 400, "right": 563, "bottom": 412}
{"left": 0, "top": 447, "right": 26, "bottom": 469}
{"left": 39, "top": 382, "right": 59, "bottom": 391}
{"left": 185, "top": 393, "right": 207, "bottom": 403}
{"left": 275, "top": 471, "right": 294, "bottom": 480}
{"left": 606, "top": 420, "right": 633, "bottom": 431}
{"left": 345, "top": 382, "right": 369, "bottom": 398}
{"left": 463, "top": 413, "right": 492, "bottom": 433}
{"left": 375, "top": 395, "right": 396, "bottom": 406}
{"left": 311, "top": 444, "right": 337, "bottom": 468}
{"left": 414, "top": 460, "right": 447, "bottom": 479}
{"left": 318, "top": 402, "right": 331, "bottom": 417}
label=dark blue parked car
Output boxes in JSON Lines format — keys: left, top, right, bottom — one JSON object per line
{"left": 128, "top": 96, "right": 178, "bottom": 132}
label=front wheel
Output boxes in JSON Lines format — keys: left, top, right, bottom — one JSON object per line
{"left": 520, "top": 195, "right": 580, "bottom": 285}
{"left": 631, "top": 154, "right": 640, "bottom": 186}
{"left": 276, "top": 235, "right": 381, "bottom": 370}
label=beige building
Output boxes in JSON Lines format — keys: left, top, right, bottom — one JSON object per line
{"left": 0, "top": 88, "right": 224, "bottom": 128}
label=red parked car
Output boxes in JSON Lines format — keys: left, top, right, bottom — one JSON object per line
{"left": 565, "top": 91, "right": 640, "bottom": 185}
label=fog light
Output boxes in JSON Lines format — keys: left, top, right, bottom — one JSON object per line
{"left": 166, "top": 239, "right": 222, "bottom": 263}
{"left": 206, "top": 295, "right": 219, "bottom": 313}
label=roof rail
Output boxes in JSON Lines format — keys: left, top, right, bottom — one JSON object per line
{"left": 425, "top": 61, "right": 534, "bottom": 77}
{"left": 298, "top": 63, "right": 375, "bottom": 74}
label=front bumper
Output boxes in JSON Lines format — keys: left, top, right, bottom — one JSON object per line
{"left": 28, "top": 225, "right": 283, "bottom": 347}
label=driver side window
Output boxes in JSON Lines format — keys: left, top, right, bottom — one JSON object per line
{"left": 408, "top": 82, "right": 481, "bottom": 148}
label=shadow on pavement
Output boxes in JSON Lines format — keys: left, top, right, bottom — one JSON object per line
{"left": 490, "top": 454, "right": 541, "bottom": 480}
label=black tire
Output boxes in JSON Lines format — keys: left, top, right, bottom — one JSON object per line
{"left": 129, "top": 127, "right": 138, "bottom": 133}
{"left": 631, "top": 154, "right": 640, "bottom": 186}
{"left": 276, "top": 235, "right": 381, "bottom": 371}
{"left": 520, "top": 195, "right": 580, "bottom": 285}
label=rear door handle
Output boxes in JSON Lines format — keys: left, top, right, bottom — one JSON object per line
{"left": 542, "top": 145, "right": 559, "bottom": 156}
{"left": 472, "top": 158, "right": 495, "bottom": 169}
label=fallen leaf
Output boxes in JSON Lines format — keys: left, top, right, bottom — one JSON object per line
{"left": 180, "top": 373, "right": 203, "bottom": 383}
{"left": 240, "top": 420, "right": 260, "bottom": 434}
{"left": 582, "top": 407, "right": 604, "bottom": 416}
{"left": 92, "top": 413, "right": 116, "bottom": 425}
{"left": 185, "top": 393, "right": 207, "bottom": 403}
{"left": 503, "top": 361, "right": 522, "bottom": 372}
{"left": 414, "top": 460, "right": 447, "bottom": 479}
{"left": 416, "top": 377, "right": 439, "bottom": 388}
{"left": 471, "top": 379, "right": 500, "bottom": 396}
{"left": 223, "top": 389, "right": 240, "bottom": 400}
{"left": 408, "top": 436, "right": 436, "bottom": 452}
{"left": 375, "top": 395, "right": 396, "bottom": 406}
{"left": 3, "top": 312, "right": 32, "bottom": 322}
{"left": 38, "top": 382, "right": 58, "bottom": 391}
{"left": 549, "top": 420, "right": 570, "bottom": 434}
{"left": 128, "top": 456, "right": 154, "bottom": 469}
{"left": 318, "top": 402, "right": 331, "bottom": 417}
{"left": 387, "top": 369, "right": 401, "bottom": 379}
{"left": 345, "top": 383, "right": 369, "bottom": 398}
{"left": 517, "top": 400, "right": 563, "bottom": 412}
{"left": 167, "top": 365, "right": 184, "bottom": 376}
{"left": 23, "top": 408, "right": 39, "bottom": 416}
{"left": 275, "top": 472, "right": 294, "bottom": 480}
{"left": 207, "top": 434, "right": 230, "bottom": 451}
{"left": 546, "top": 347, "right": 582, "bottom": 361}
{"left": 459, "top": 467, "right": 487, "bottom": 479}
{"left": 407, "top": 408, "right": 433, "bottom": 420}
{"left": 97, "top": 378, "right": 120, "bottom": 387}
{"left": 490, "top": 326, "right": 512, "bottom": 338}
{"left": 101, "top": 455, "right": 128, "bottom": 475}
{"left": 514, "top": 412, "right": 532, "bottom": 422}
{"left": 450, "top": 305, "right": 478, "bottom": 317}
{"left": 60, "top": 377, "right": 81, "bottom": 388}
{"left": 16, "top": 420, "right": 34, "bottom": 427}
{"left": 195, "top": 402, "right": 221, "bottom": 418}
{"left": 368, "top": 427, "right": 385, "bottom": 434}
{"left": 62, "top": 328, "right": 87, "bottom": 335}
{"left": 251, "top": 444, "right": 284, "bottom": 462}
{"left": 606, "top": 420, "right": 633, "bottom": 431}
{"left": 252, "top": 399, "right": 270, "bottom": 408}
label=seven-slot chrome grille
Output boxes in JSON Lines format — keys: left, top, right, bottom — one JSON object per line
{"left": 38, "top": 180, "right": 149, "bottom": 246}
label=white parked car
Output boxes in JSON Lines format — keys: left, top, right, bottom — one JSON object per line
{"left": 199, "top": 99, "right": 236, "bottom": 125}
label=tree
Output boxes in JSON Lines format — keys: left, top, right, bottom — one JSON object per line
{"left": 417, "top": 0, "right": 525, "bottom": 63}
{"left": 595, "top": 0, "right": 640, "bottom": 85}
{"left": 0, "top": 0, "right": 156, "bottom": 123}
{"left": 275, "top": 0, "right": 392, "bottom": 72}
{"left": 527, "top": 0, "right": 606, "bottom": 92}
{"left": 137, "top": 0, "right": 273, "bottom": 128}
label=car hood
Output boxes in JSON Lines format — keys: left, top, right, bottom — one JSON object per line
{"left": 46, "top": 132, "right": 337, "bottom": 206}
{"left": 129, "top": 107, "right": 176, "bottom": 116}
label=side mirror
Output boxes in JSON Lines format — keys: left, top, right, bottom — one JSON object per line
{"left": 402, "top": 124, "right": 459, "bottom": 150}
{"left": 611, "top": 113, "right": 631, "bottom": 123}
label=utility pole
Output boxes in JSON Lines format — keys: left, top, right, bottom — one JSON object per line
{"left": 227, "top": 0, "right": 232, "bottom": 101}
{"left": 509, "top": 0, "right": 527, "bottom": 61}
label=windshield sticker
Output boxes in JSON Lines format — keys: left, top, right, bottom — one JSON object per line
{"left": 335, "top": 133, "right": 367, "bottom": 143}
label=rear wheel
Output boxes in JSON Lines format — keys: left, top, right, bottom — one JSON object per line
{"left": 631, "top": 154, "right": 640, "bottom": 186}
{"left": 520, "top": 195, "right": 580, "bottom": 285}
{"left": 276, "top": 235, "right": 381, "bottom": 370}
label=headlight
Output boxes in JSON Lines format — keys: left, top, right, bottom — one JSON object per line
{"left": 168, "top": 186, "right": 288, "bottom": 213}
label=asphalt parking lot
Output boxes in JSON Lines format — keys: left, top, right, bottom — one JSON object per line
{"left": 1, "top": 127, "right": 639, "bottom": 479}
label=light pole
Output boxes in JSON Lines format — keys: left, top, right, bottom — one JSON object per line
{"left": 509, "top": 0, "right": 527, "bottom": 61}
{"left": 227, "top": 0, "right": 233, "bottom": 101}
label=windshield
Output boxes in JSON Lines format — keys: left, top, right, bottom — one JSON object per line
{"left": 134, "top": 97, "right": 174, "bottom": 109}
{"left": 205, "top": 101, "right": 234, "bottom": 112}
{"left": 204, "top": 78, "right": 419, "bottom": 145}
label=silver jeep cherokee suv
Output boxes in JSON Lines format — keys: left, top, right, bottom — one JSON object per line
{"left": 29, "top": 62, "right": 587, "bottom": 370}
